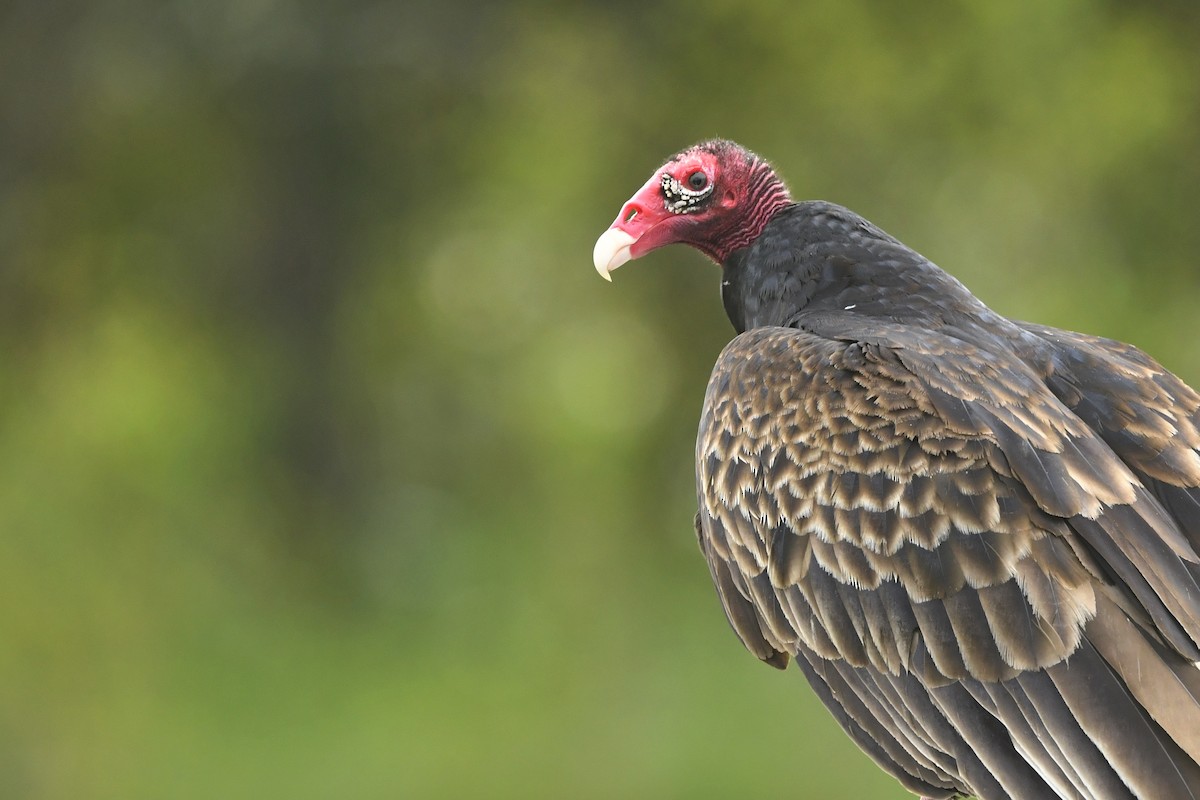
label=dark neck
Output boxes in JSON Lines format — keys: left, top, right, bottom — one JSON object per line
{"left": 720, "top": 201, "right": 1004, "bottom": 335}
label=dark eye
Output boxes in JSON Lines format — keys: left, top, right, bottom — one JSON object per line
{"left": 687, "top": 171, "right": 708, "bottom": 190}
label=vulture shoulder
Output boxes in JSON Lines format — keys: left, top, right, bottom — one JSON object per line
{"left": 694, "top": 313, "right": 1200, "bottom": 799}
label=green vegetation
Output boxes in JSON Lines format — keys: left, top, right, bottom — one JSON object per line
{"left": 3, "top": 1, "right": 1199, "bottom": 796}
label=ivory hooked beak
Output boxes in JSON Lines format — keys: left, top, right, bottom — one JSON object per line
{"left": 592, "top": 228, "right": 637, "bottom": 282}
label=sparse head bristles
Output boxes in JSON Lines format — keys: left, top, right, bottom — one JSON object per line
{"left": 691, "top": 138, "right": 758, "bottom": 161}
{"left": 690, "top": 140, "right": 778, "bottom": 180}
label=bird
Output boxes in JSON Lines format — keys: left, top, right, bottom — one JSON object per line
{"left": 592, "top": 139, "right": 1200, "bottom": 800}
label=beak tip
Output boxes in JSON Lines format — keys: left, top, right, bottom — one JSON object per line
{"left": 592, "top": 229, "right": 636, "bottom": 282}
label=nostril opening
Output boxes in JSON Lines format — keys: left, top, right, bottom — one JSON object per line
{"left": 624, "top": 206, "right": 640, "bottom": 223}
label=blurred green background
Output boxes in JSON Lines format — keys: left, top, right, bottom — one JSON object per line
{"left": 3, "top": 1, "right": 1200, "bottom": 797}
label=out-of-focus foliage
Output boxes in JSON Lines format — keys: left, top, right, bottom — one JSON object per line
{"left": 2, "top": 0, "right": 1199, "bottom": 797}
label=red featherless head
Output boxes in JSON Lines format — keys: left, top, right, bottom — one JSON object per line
{"left": 593, "top": 140, "right": 792, "bottom": 280}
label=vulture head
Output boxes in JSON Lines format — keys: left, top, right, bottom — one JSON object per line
{"left": 592, "top": 140, "right": 792, "bottom": 280}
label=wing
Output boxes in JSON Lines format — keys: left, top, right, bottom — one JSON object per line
{"left": 695, "top": 318, "right": 1200, "bottom": 800}
{"left": 1020, "top": 322, "right": 1200, "bottom": 550}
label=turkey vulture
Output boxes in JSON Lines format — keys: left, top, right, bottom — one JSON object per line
{"left": 593, "top": 140, "right": 1200, "bottom": 800}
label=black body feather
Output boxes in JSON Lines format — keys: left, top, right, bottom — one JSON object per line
{"left": 696, "top": 201, "right": 1200, "bottom": 799}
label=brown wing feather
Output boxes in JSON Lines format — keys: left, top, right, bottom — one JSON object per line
{"left": 1024, "top": 322, "right": 1200, "bottom": 549}
{"left": 695, "top": 319, "right": 1200, "bottom": 799}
